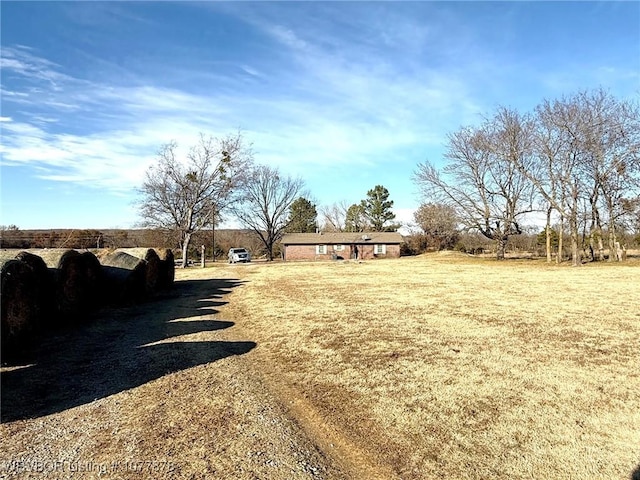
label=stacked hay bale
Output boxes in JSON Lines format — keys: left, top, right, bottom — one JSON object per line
{"left": 116, "top": 248, "right": 161, "bottom": 295}
{"left": 100, "top": 251, "right": 147, "bottom": 304}
{"left": 35, "top": 249, "right": 102, "bottom": 323}
{"left": 1, "top": 247, "right": 173, "bottom": 360}
{"left": 155, "top": 248, "right": 175, "bottom": 289}
{"left": 80, "top": 251, "right": 104, "bottom": 306}
{"left": 15, "top": 251, "right": 54, "bottom": 325}
{"left": 1, "top": 257, "right": 45, "bottom": 358}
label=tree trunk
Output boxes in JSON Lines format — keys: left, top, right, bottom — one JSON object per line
{"left": 590, "top": 200, "right": 605, "bottom": 261}
{"left": 557, "top": 216, "right": 564, "bottom": 264}
{"left": 607, "top": 204, "right": 617, "bottom": 262}
{"left": 614, "top": 241, "right": 622, "bottom": 261}
{"left": 597, "top": 231, "right": 605, "bottom": 262}
{"left": 584, "top": 211, "right": 594, "bottom": 262}
{"left": 266, "top": 239, "right": 274, "bottom": 261}
{"left": 181, "top": 231, "right": 192, "bottom": 268}
{"left": 267, "top": 239, "right": 276, "bottom": 261}
{"left": 495, "top": 236, "right": 507, "bottom": 260}
{"left": 569, "top": 185, "right": 581, "bottom": 267}
{"left": 569, "top": 215, "right": 581, "bottom": 267}
{"left": 545, "top": 207, "right": 552, "bottom": 263}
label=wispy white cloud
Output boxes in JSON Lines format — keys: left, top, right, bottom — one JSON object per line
{"left": 2, "top": 34, "right": 461, "bottom": 197}
{"left": 268, "top": 25, "right": 310, "bottom": 51}
{"left": 1, "top": 46, "right": 74, "bottom": 88}
{"left": 1, "top": 121, "right": 150, "bottom": 190}
{"left": 0, "top": 88, "right": 30, "bottom": 100}
{"left": 2, "top": 0, "right": 637, "bottom": 227}
{"left": 1, "top": 48, "right": 228, "bottom": 189}
{"left": 240, "top": 65, "right": 263, "bottom": 78}
{"left": 237, "top": 7, "right": 483, "bottom": 171}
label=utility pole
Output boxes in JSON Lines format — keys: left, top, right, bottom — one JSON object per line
{"left": 211, "top": 204, "right": 216, "bottom": 263}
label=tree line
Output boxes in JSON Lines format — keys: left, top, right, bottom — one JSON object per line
{"left": 137, "top": 88, "right": 638, "bottom": 266}
{"left": 0, "top": 226, "right": 147, "bottom": 250}
{"left": 8, "top": 89, "right": 635, "bottom": 266}
{"left": 136, "top": 131, "right": 400, "bottom": 266}
{"left": 413, "top": 89, "right": 640, "bottom": 264}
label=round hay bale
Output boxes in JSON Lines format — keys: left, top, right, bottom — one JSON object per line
{"left": 100, "top": 251, "right": 147, "bottom": 304}
{"left": 80, "top": 251, "right": 104, "bottom": 307}
{"left": 15, "top": 250, "right": 49, "bottom": 277}
{"left": 116, "top": 248, "right": 161, "bottom": 295}
{"left": 32, "top": 249, "right": 92, "bottom": 321}
{"left": 1, "top": 259, "right": 41, "bottom": 359}
{"left": 155, "top": 248, "right": 175, "bottom": 289}
{"left": 14, "top": 251, "right": 54, "bottom": 327}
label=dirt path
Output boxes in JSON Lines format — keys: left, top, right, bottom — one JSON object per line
{"left": 222, "top": 311, "right": 399, "bottom": 480}
{"left": 0, "top": 267, "right": 352, "bottom": 479}
{"left": 246, "top": 355, "right": 400, "bottom": 480}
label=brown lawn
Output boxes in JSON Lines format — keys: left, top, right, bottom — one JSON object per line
{"left": 221, "top": 253, "right": 640, "bottom": 479}
{"left": 1, "top": 253, "right": 639, "bottom": 479}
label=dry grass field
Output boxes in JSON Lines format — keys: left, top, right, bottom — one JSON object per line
{"left": 221, "top": 253, "right": 640, "bottom": 479}
{"left": 1, "top": 252, "right": 639, "bottom": 479}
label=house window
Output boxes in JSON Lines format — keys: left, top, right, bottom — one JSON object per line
{"left": 374, "top": 244, "right": 386, "bottom": 255}
{"left": 316, "top": 245, "right": 327, "bottom": 254}
{"left": 333, "top": 244, "right": 344, "bottom": 251}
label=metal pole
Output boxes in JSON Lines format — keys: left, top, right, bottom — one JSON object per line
{"left": 212, "top": 206, "right": 216, "bottom": 263}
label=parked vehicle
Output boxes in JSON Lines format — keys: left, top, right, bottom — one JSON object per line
{"left": 228, "top": 248, "right": 251, "bottom": 263}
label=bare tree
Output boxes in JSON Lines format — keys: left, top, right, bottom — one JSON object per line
{"left": 509, "top": 96, "right": 590, "bottom": 266}
{"left": 319, "top": 201, "right": 350, "bottom": 232}
{"left": 138, "top": 133, "right": 253, "bottom": 267}
{"left": 528, "top": 100, "right": 575, "bottom": 264}
{"left": 0, "top": 225, "right": 24, "bottom": 249}
{"left": 580, "top": 89, "right": 640, "bottom": 261}
{"left": 413, "top": 203, "right": 459, "bottom": 250}
{"left": 524, "top": 92, "right": 637, "bottom": 266}
{"left": 231, "top": 165, "right": 305, "bottom": 261}
{"left": 414, "top": 108, "right": 536, "bottom": 260}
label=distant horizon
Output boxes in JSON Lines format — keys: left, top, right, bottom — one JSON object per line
{"left": 2, "top": 2, "right": 638, "bottom": 229}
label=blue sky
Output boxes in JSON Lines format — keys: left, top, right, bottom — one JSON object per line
{"left": 1, "top": 1, "right": 639, "bottom": 230}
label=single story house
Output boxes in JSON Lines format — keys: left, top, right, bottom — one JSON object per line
{"left": 280, "top": 232, "right": 404, "bottom": 261}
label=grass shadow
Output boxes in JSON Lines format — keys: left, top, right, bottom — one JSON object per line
{"left": 1, "top": 278, "right": 254, "bottom": 423}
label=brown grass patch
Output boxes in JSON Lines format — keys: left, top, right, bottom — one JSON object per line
{"left": 221, "top": 255, "right": 640, "bottom": 479}
{"left": 1, "top": 255, "right": 637, "bottom": 479}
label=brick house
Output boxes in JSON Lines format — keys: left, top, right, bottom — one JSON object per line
{"left": 280, "top": 232, "right": 404, "bottom": 261}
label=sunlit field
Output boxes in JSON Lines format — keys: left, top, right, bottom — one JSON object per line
{"left": 2, "top": 253, "right": 637, "bottom": 479}
{"left": 220, "top": 253, "right": 640, "bottom": 479}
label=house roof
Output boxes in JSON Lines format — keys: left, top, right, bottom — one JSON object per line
{"left": 281, "top": 232, "right": 404, "bottom": 245}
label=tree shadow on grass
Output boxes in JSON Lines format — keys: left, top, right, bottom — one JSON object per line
{"left": 1, "top": 278, "right": 254, "bottom": 423}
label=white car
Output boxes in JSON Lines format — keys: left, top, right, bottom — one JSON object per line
{"left": 228, "top": 248, "right": 251, "bottom": 263}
